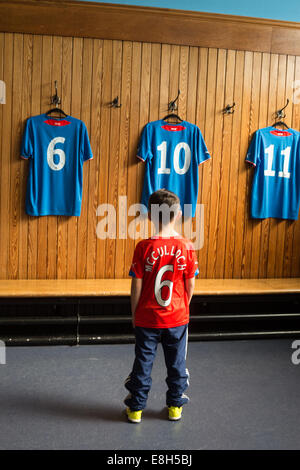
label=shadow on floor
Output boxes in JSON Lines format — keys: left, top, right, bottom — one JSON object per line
{"left": 0, "top": 391, "right": 167, "bottom": 423}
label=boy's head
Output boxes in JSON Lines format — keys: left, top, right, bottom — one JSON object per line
{"left": 148, "top": 189, "right": 182, "bottom": 228}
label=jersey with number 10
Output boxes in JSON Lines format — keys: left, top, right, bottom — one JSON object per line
{"left": 21, "top": 114, "right": 93, "bottom": 216}
{"left": 246, "top": 126, "right": 300, "bottom": 220}
{"left": 138, "top": 120, "right": 211, "bottom": 217}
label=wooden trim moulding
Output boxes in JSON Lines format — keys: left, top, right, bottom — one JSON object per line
{"left": 1, "top": 1, "right": 300, "bottom": 56}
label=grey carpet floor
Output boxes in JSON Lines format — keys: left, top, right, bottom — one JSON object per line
{"left": 0, "top": 339, "right": 299, "bottom": 450}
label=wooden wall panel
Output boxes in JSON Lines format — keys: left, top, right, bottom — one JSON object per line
{"left": 2, "top": 1, "right": 300, "bottom": 56}
{"left": 0, "top": 32, "right": 299, "bottom": 279}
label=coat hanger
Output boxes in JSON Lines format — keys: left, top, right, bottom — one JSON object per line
{"left": 46, "top": 107, "right": 68, "bottom": 118}
{"left": 271, "top": 120, "right": 289, "bottom": 129}
{"left": 162, "top": 113, "right": 183, "bottom": 123}
{"left": 46, "top": 81, "right": 68, "bottom": 118}
{"left": 271, "top": 99, "right": 290, "bottom": 129}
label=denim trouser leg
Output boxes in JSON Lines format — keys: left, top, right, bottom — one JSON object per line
{"left": 124, "top": 324, "right": 189, "bottom": 411}
{"left": 161, "top": 325, "right": 189, "bottom": 407}
{"left": 124, "top": 327, "right": 160, "bottom": 411}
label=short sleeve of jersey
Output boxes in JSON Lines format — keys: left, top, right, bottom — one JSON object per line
{"left": 184, "top": 241, "right": 199, "bottom": 278}
{"left": 21, "top": 118, "right": 33, "bottom": 159}
{"left": 195, "top": 126, "right": 211, "bottom": 165}
{"left": 245, "top": 132, "right": 260, "bottom": 167}
{"left": 81, "top": 122, "right": 93, "bottom": 162}
{"left": 129, "top": 243, "right": 144, "bottom": 279}
{"left": 137, "top": 124, "right": 152, "bottom": 162}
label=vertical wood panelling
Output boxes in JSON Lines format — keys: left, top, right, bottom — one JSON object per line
{"left": 123, "top": 41, "right": 141, "bottom": 277}
{"left": 0, "top": 32, "right": 299, "bottom": 280}
{"left": 9, "top": 34, "right": 23, "bottom": 279}
{"left": 0, "top": 33, "right": 11, "bottom": 280}
{"left": 224, "top": 50, "right": 244, "bottom": 278}
{"left": 234, "top": 51, "right": 253, "bottom": 279}
{"left": 217, "top": 49, "right": 235, "bottom": 278}
{"left": 199, "top": 48, "right": 217, "bottom": 278}
{"left": 206, "top": 49, "right": 226, "bottom": 278}
{"left": 77, "top": 37, "right": 93, "bottom": 279}
{"left": 115, "top": 40, "right": 132, "bottom": 278}
{"left": 86, "top": 39, "right": 103, "bottom": 279}
{"left": 107, "top": 40, "right": 122, "bottom": 278}
{"left": 68, "top": 37, "right": 82, "bottom": 279}
{"left": 96, "top": 39, "right": 112, "bottom": 279}
{"left": 27, "top": 35, "right": 41, "bottom": 280}
{"left": 291, "top": 56, "right": 300, "bottom": 277}
{"left": 19, "top": 33, "right": 32, "bottom": 279}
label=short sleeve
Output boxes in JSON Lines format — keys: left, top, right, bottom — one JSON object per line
{"left": 245, "top": 132, "right": 260, "bottom": 167}
{"left": 129, "top": 243, "right": 144, "bottom": 279}
{"left": 20, "top": 118, "right": 34, "bottom": 160}
{"left": 184, "top": 242, "right": 199, "bottom": 279}
{"left": 195, "top": 126, "right": 211, "bottom": 165}
{"left": 81, "top": 122, "right": 93, "bottom": 162}
{"left": 137, "top": 124, "right": 152, "bottom": 162}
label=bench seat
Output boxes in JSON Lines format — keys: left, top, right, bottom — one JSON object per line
{"left": 0, "top": 278, "right": 299, "bottom": 298}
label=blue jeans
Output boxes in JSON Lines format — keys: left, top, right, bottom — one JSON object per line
{"left": 124, "top": 324, "right": 189, "bottom": 411}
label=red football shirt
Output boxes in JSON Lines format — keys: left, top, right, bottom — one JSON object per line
{"left": 129, "top": 235, "right": 199, "bottom": 328}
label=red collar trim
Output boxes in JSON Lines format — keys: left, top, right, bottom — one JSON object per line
{"left": 270, "top": 129, "right": 292, "bottom": 137}
{"left": 161, "top": 124, "right": 186, "bottom": 132}
{"left": 44, "top": 119, "right": 71, "bottom": 126}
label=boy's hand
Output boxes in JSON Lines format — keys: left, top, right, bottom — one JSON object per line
{"left": 184, "top": 276, "right": 195, "bottom": 304}
{"left": 130, "top": 278, "right": 142, "bottom": 327}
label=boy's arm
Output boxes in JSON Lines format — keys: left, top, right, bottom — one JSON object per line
{"left": 184, "top": 276, "right": 195, "bottom": 305}
{"left": 131, "top": 277, "right": 143, "bottom": 327}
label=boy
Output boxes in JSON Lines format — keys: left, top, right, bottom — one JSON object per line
{"left": 124, "top": 189, "right": 198, "bottom": 423}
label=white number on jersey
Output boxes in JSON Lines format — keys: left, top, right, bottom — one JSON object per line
{"left": 157, "top": 141, "right": 191, "bottom": 175}
{"left": 154, "top": 264, "right": 174, "bottom": 307}
{"left": 264, "top": 144, "right": 291, "bottom": 179}
{"left": 47, "top": 137, "right": 66, "bottom": 171}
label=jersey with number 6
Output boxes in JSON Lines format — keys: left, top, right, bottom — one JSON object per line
{"left": 137, "top": 120, "right": 211, "bottom": 217}
{"left": 129, "top": 235, "right": 199, "bottom": 328}
{"left": 21, "top": 114, "right": 93, "bottom": 216}
{"left": 246, "top": 127, "right": 300, "bottom": 220}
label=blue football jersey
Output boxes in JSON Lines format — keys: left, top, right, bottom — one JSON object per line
{"left": 246, "top": 126, "right": 300, "bottom": 220}
{"left": 137, "top": 120, "right": 211, "bottom": 217}
{"left": 21, "top": 114, "right": 93, "bottom": 216}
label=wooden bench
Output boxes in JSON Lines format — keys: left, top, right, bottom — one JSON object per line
{"left": 0, "top": 279, "right": 299, "bottom": 345}
{"left": 0, "top": 278, "right": 299, "bottom": 297}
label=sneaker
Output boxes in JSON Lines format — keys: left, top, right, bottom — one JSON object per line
{"left": 168, "top": 406, "right": 182, "bottom": 421}
{"left": 126, "top": 407, "right": 142, "bottom": 423}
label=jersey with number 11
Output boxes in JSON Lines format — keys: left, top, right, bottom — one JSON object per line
{"left": 21, "top": 114, "right": 93, "bottom": 216}
{"left": 246, "top": 126, "right": 300, "bottom": 220}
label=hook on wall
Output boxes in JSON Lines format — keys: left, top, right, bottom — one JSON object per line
{"left": 275, "top": 98, "right": 289, "bottom": 120}
{"left": 50, "top": 80, "right": 61, "bottom": 107}
{"left": 168, "top": 89, "right": 180, "bottom": 112}
{"left": 109, "top": 96, "right": 122, "bottom": 108}
{"left": 223, "top": 102, "right": 235, "bottom": 115}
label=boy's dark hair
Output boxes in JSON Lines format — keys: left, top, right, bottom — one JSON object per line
{"left": 148, "top": 189, "right": 181, "bottom": 226}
